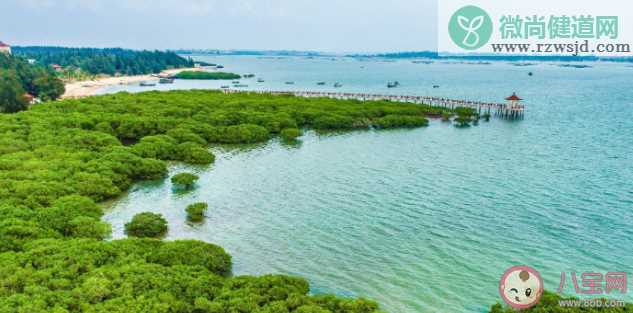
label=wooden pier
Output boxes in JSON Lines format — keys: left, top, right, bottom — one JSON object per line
{"left": 222, "top": 89, "right": 525, "bottom": 120}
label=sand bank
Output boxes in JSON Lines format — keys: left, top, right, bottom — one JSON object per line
{"left": 62, "top": 67, "right": 201, "bottom": 99}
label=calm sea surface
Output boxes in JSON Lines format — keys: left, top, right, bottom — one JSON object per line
{"left": 102, "top": 56, "right": 633, "bottom": 312}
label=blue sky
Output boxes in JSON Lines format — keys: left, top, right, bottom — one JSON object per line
{"left": 0, "top": 0, "right": 438, "bottom": 53}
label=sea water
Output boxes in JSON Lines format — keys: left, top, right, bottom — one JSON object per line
{"left": 102, "top": 56, "right": 633, "bottom": 312}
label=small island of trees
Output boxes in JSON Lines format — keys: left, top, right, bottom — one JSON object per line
{"left": 171, "top": 172, "right": 200, "bottom": 190}
{"left": 174, "top": 71, "right": 241, "bottom": 80}
{"left": 186, "top": 202, "right": 209, "bottom": 222}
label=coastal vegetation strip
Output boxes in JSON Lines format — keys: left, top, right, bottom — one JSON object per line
{"left": 13, "top": 46, "right": 194, "bottom": 76}
{"left": 174, "top": 71, "right": 241, "bottom": 80}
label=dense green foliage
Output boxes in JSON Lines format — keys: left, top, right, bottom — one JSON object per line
{"left": 14, "top": 46, "right": 194, "bottom": 76}
{"left": 0, "top": 53, "right": 64, "bottom": 112}
{"left": 280, "top": 128, "right": 302, "bottom": 141}
{"left": 174, "top": 71, "right": 241, "bottom": 80}
{"left": 186, "top": 202, "right": 209, "bottom": 222}
{"left": 373, "top": 114, "right": 428, "bottom": 128}
{"left": 124, "top": 212, "right": 169, "bottom": 238}
{"left": 172, "top": 173, "right": 200, "bottom": 189}
{"left": 0, "top": 89, "right": 451, "bottom": 312}
{"left": 0, "top": 70, "right": 28, "bottom": 113}
{"left": 490, "top": 291, "right": 633, "bottom": 312}
{"left": 453, "top": 107, "right": 478, "bottom": 128}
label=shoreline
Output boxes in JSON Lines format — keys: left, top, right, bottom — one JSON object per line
{"left": 61, "top": 67, "right": 202, "bottom": 99}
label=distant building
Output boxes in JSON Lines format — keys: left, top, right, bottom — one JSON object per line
{"left": 23, "top": 93, "right": 34, "bottom": 104}
{"left": 0, "top": 41, "right": 11, "bottom": 55}
{"left": 27, "top": 59, "right": 37, "bottom": 64}
{"left": 23, "top": 93, "right": 41, "bottom": 105}
{"left": 51, "top": 64, "right": 63, "bottom": 72}
{"left": 505, "top": 92, "right": 523, "bottom": 109}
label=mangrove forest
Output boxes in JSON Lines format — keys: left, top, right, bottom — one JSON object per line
{"left": 0, "top": 89, "right": 450, "bottom": 313}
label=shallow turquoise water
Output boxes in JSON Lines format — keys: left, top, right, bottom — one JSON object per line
{"left": 103, "top": 57, "right": 633, "bottom": 312}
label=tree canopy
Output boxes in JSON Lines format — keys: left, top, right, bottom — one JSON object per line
{"left": 13, "top": 46, "right": 194, "bottom": 76}
{"left": 171, "top": 172, "right": 200, "bottom": 190}
{"left": 0, "top": 53, "right": 64, "bottom": 112}
{"left": 186, "top": 202, "right": 209, "bottom": 222}
{"left": 124, "top": 212, "right": 169, "bottom": 238}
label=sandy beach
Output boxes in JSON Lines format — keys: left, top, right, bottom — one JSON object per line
{"left": 62, "top": 67, "right": 201, "bottom": 99}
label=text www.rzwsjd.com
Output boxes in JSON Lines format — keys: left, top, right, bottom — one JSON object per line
{"left": 490, "top": 40, "right": 632, "bottom": 55}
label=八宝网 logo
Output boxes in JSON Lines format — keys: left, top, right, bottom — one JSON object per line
{"left": 448, "top": 5, "right": 493, "bottom": 50}
{"left": 499, "top": 265, "right": 544, "bottom": 309}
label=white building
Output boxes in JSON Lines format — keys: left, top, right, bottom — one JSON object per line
{"left": 0, "top": 41, "right": 11, "bottom": 55}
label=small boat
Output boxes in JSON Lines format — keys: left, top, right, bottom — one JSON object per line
{"left": 317, "top": 82, "right": 326, "bottom": 86}
{"left": 232, "top": 81, "right": 240, "bottom": 84}
{"left": 285, "top": 81, "right": 295, "bottom": 85}
{"left": 159, "top": 78, "right": 174, "bottom": 84}
{"left": 243, "top": 74, "right": 255, "bottom": 78}
{"left": 139, "top": 81, "right": 156, "bottom": 87}
{"left": 387, "top": 81, "right": 400, "bottom": 88}
{"left": 528, "top": 72, "right": 534, "bottom": 76}
{"left": 334, "top": 82, "right": 343, "bottom": 88}
{"left": 234, "top": 84, "right": 249, "bottom": 88}
{"left": 412, "top": 60, "right": 434, "bottom": 64}
{"left": 433, "top": 85, "right": 440, "bottom": 89}
{"left": 220, "top": 85, "right": 230, "bottom": 89}
{"left": 216, "top": 65, "right": 224, "bottom": 69}
{"left": 257, "top": 78, "right": 265, "bottom": 83}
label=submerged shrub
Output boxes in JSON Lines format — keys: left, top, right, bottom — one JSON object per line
{"left": 441, "top": 111, "right": 453, "bottom": 122}
{"left": 171, "top": 172, "right": 199, "bottom": 189}
{"left": 454, "top": 107, "right": 477, "bottom": 128}
{"left": 124, "top": 212, "right": 168, "bottom": 238}
{"left": 186, "top": 202, "right": 208, "bottom": 222}
{"left": 454, "top": 115, "right": 472, "bottom": 128}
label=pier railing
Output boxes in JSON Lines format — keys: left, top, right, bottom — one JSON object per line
{"left": 222, "top": 89, "right": 525, "bottom": 119}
